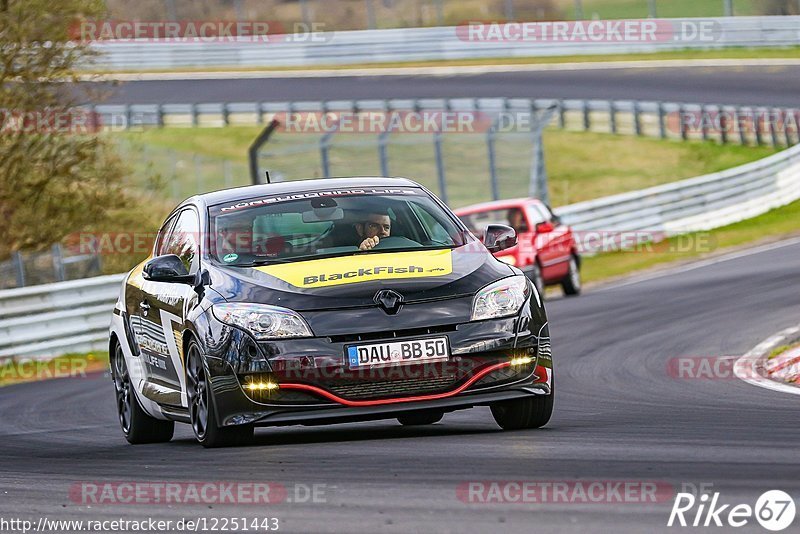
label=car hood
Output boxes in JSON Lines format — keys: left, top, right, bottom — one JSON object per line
{"left": 207, "top": 245, "right": 515, "bottom": 311}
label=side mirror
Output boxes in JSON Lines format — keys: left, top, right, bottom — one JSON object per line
{"left": 143, "top": 254, "right": 195, "bottom": 284}
{"left": 535, "top": 221, "right": 555, "bottom": 234}
{"left": 484, "top": 224, "right": 517, "bottom": 253}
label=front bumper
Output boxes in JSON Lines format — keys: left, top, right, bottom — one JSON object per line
{"left": 199, "top": 302, "right": 551, "bottom": 427}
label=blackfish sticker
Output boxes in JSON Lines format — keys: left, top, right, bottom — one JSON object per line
{"left": 255, "top": 249, "right": 453, "bottom": 288}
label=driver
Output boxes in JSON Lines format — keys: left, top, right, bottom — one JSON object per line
{"left": 217, "top": 214, "right": 254, "bottom": 255}
{"left": 507, "top": 208, "right": 528, "bottom": 234}
{"left": 355, "top": 212, "right": 391, "bottom": 250}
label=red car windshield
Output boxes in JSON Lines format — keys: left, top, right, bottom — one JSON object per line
{"left": 459, "top": 207, "right": 543, "bottom": 236}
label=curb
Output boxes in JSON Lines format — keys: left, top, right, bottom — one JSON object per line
{"left": 734, "top": 324, "right": 800, "bottom": 396}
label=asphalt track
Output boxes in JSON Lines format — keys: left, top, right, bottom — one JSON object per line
{"left": 2, "top": 239, "right": 799, "bottom": 532}
{"left": 89, "top": 65, "right": 800, "bottom": 107}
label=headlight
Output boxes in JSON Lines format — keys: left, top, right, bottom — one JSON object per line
{"left": 471, "top": 275, "right": 530, "bottom": 321}
{"left": 212, "top": 303, "right": 313, "bottom": 340}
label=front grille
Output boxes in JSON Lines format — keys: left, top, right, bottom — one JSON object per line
{"left": 470, "top": 363, "right": 534, "bottom": 389}
{"left": 328, "top": 324, "right": 457, "bottom": 344}
{"left": 326, "top": 374, "right": 461, "bottom": 400}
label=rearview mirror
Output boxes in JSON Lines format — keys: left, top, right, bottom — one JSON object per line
{"left": 535, "top": 221, "right": 555, "bottom": 234}
{"left": 302, "top": 207, "right": 344, "bottom": 223}
{"left": 484, "top": 224, "right": 517, "bottom": 253}
{"left": 143, "top": 254, "right": 196, "bottom": 284}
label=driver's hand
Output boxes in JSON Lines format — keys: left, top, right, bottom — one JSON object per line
{"left": 359, "top": 236, "right": 379, "bottom": 250}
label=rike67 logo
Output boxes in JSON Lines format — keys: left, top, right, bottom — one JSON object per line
{"left": 668, "top": 490, "right": 796, "bottom": 531}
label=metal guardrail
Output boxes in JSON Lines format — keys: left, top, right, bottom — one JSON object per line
{"left": 89, "top": 16, "right": 800, "bottom": 70}
{"left": 5, "top": 96, "right": 800, "bottom": 359}
{"left": 0, "top": 274, "right": 124, "bottom": 360}
{"left": 95, "top": 98, "right": 800, "bottom": 149}
{"left": 556, "top": 143, "right": 800, "bottom": 252}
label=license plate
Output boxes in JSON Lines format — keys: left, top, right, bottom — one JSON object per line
{"left": 347, "top": 337, "right": 449, "bottom": 369}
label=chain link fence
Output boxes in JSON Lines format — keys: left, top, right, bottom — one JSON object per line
{"left": 0, "top": 245, "right": 102, "bottom": 290}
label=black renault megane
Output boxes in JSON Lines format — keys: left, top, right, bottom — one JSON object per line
{"left": 109, "top": 177, "right": 553, "bottom": 447}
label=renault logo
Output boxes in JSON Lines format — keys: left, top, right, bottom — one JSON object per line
{"left": 374, "top": 289, "right": 403, "bottom": 315}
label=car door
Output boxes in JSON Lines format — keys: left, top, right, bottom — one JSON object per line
{"left": 132, "top": 208, "right": 201, "bottom": 408}
{"left": 125, "top": 213, "right": 176, "bottom": 389}
{"left": 529, "top": 203, "right": 570, "bottom": 282}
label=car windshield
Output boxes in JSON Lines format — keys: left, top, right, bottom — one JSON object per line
{"left": 459, "top": 207, "right": 534, "bottom": 235}
{"left": 208, "top": 187, "right": 471, "bottom": 266}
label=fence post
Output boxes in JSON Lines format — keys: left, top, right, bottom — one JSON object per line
{"left": 257, "top": 103, "right": 265, "bottom": 125}
{"left": 633, "top": 101, "right": 642, "bottom": 136}
{"left": 782, "top": 110, "right": 792, "bottom": 147}
{"left": 222, "top": 103, "right": 230, "bottom": 126}
{"left": 320, "top": 135, "right": 331, "bottom": 178}
{"left": 487, "top": 126, "right": 499, "bottom": 201}
{"left": 52, "top": 243, "right": 66, "bottom": 282}
{"left": 609, "top": 101, "right": 617, "bottom": 134}
{"left": 558, "top": 99, "right": 566, "bottom": 129}
{"left": 433, "top": 130, "right": 447, "bottom": 204}
{"left": 191, "top": 103, "right": 199, "bottom": 127}
{"left": 658, "top": 102, "right": 666, "bottom": 139}
{"left": 125, "top": 105, "right": 133, "bottom": 131}
{"left": 505, "top": 0, "right": 514, "bottom": 20}
{"left": 582, "top": 100, "right": 590, "bottom": 131}
{"left": 769, "top": 108, "right": 779, "bottom": 147}
{"left": 678, "top": 104, "right": 688, "bottom": 141}
{"left": 365, "top": 0, "right": 376, "bottom": 29}
{"left": 754, "top": 107, "right": 763, "bottom": 146}
{"left": 719, "top": 106, "right": 728, "bottom": 145}
{"left": 13, "top": 251, "right": 25, "bottom": 288}
{"left": 700, "top": 104, "right": 709, "bottom": 141}
{"left": 724, "top": 0, "right": 733, "bottom": 16}
{"left": 377, "top": 101, "right": 391, "bottom": 178}
{"left": 157, "top": 104, "right": 165, "bottom": 127}
{"left": 736, "top": 107, "right": 748, "bottom": 145}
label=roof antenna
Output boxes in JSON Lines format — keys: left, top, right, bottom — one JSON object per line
{"left": 264, "top": 170, "right": 271, "bottom": 184}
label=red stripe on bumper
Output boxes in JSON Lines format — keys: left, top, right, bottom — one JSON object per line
{"left": 279, "top": 361, "right": 513, "bottom": 407}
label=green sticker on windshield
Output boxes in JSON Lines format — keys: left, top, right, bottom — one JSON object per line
{"left": 223, "top": 253, "right": 238, "bottom": 263}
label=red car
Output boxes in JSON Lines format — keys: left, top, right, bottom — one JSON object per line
{"left": 455, "top": 198, "right": 581, "bottom": 298}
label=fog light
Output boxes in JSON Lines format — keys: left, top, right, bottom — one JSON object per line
{"left": 245, "top": 381, "right": 279, "bottom": 391}
{"left": 510, "top": 356, "right": 533, "bottom": 366}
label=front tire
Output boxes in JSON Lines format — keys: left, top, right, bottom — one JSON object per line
{"left": 397, "top": 411, "right": 444, "bottom": 426}
{"left": 111, "top": 342, "right": 174, "bottom": 444}
{"left": 561, "top": 255, "right": 582, "bottom": 296}
{"left": 186, "top": 341, "right": 254, "bottom": 448}
{"left": 490, "top": 383, "right": 554, "bottom": 431}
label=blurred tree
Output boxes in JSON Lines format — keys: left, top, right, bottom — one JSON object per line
{"left": 0, "top": 0, "right": 132, "bottom": 259}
